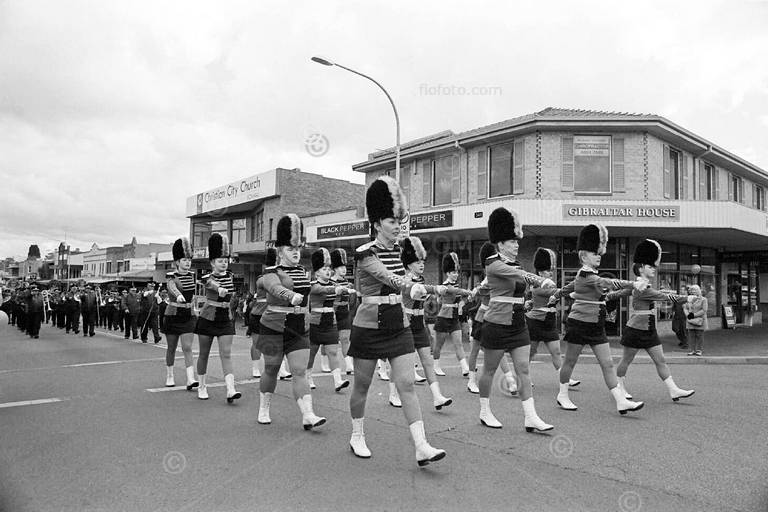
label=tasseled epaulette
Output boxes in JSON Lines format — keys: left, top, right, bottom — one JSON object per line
{"left": 201, "top": 272, "right": 211, "bottom": 280}
{"left": 355, "top": 241, "right": 376, "bottom": 261}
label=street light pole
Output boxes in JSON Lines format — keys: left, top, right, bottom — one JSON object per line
{"left": 311, "top": 56, "right": 401, "bottom": 184}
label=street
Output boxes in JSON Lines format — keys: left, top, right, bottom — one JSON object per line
{"left": 1, "top": 324, "right": 766, "bottom": 512}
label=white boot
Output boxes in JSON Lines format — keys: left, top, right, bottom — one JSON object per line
{"left": 165, "top": 366, "right": 175, "bottom": 387}
{"left": 522, "top": 397, "right": 554, "bottom": 433}
{"left": 479, "top": 397, "right": 502, "bottom": 428}
{"left": 409, "top": 420, "right": 446, "bottom": 467}
{"left": 307, "top": 370, "right": 316, "bottom": 390}
{"left": 185, "top": 366, "right": 199, "bottom": 391}
{"left": 252, "top": 359, "right": 261, "bottom": 378}
{"left": 430, "top": 382, "right": 452, "bottom": 410}
{"left": 611, "top": 386, "right": 644, "bottom": 415}
{"left": 414, "top": 364, "right": 427, "bottom": 383}
{"left": 350, "top": 417, "right": 371, "bottom": 458}
{"left": 377, "top": 360, "right": 390, "bottom": 381}
{"left": 258, "top": 392, "right": 272, "bottom": 424}
{"left": 556, "top": 382, "right": 577, "bottom": 410}
{"left": 459, "top": 358, "right": 470, "bottom": 376}
{"left": 467, "top": 371, "right": 480, "bottom": 394}
{"left": 278, "top": 360, "right": 292, "bottom": 380}
{"left": 559, "top": 367, "right": 580, "bottom": 387}
{"left": 320, "top": 354, "right": 331, "bottom": 373}
{"left": 617, "top": 376, "right": 633, "bottom": 399}
{"left": 225, "top": 373, "right": 241, "bottom": 403}
{"left": 197, "top": 374, "right": 209, "bottom": 400}
{"left": 332, "top": 368, "right": 349, "bottom": 392}
{"left": 433, "top": 359, "right": 446, "bottom": 376}
{"left": 297, "top": 394, "right": 326, "bottom": 430}
{"left": 388, "top": 382, "right": 402, "bottom": 408}
{"left": 664, "top": 376, "right": 695, "bottom": 401}
{"left": 344, "top": 356, "right": 354, "bottom": 375}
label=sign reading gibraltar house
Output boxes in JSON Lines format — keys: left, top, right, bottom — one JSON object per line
{"left": 563, "top": 204, "right": 680, "bottom": 222}
{"left": 317, "top": 210, "right": 454, "bottom": 240}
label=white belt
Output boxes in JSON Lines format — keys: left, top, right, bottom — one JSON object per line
{"left": 314, "top": 307, "right": 335, "bottom": 313}
{"left": 404, "top": 307, "right": 424, "bottom": 316}
{"left": 172, "top": 302, "right": 193, "bottom": 309}
{"left": 362, "top": 294, "right": 402, "bottom": 305}
{"left": 631, "top": 309, "right": 655, "bottom": 316}
{"left": 268, "top": 305, "right": 308, "bottom": 314}
{"left": 534, "top": 307, "right": 556, "bottom": 312}
{"left": 489, "top": 296, "right": 524, "bottom": 304}
{"left": 574, "top": 299, "right": 606, "bottom": 305}
{"left": 442, "top": 304, "right": 459, "bottom": 308}
{"left": 479, "top": 304, "right": 489, "bottom": 311}
{"left": 206, "top": 300, "right": 230, "bottom": 308}
{"left": 255, "top": 299, "right": 267, "bottom": 303}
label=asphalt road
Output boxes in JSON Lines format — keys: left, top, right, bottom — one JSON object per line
{"left": 1, "top": 323, "right": 766, "bottom": 512}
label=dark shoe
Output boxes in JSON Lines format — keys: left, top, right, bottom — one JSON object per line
{"left": 133, "top": 336, "right": 139, "bottom": 340}
{"left": 142, "top": 340, "right": 147, "bottom": 343}
{"left": 33, "top": 335, "right": 39, "bottom": 339}
{"left": 90, "top": 333, "right": 95, "bottom": 337}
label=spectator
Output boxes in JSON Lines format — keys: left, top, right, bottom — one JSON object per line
{"left": 122, "top": 286, "right": 140, "bottom": 340}
{"left": 671, "top": 291, "right": 689, "bottom": 350}
{"left": 684, "top": 285, "right": 708, "bottom": 356}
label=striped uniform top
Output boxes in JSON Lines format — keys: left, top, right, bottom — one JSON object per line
{"left": 331, "top": 275, "right": 351, "bottom": 308}
{"left": 309, "top": 280, "right": 337, "bottom": 326}
{"left": 249, "top": 275, "right": 269, "bottom": 317}
{"left": 551, "top": 266, "right": 636, "bottom": 323}
{"left": 352, "top": 239, "right": 408, "bottom": 330}
{"left": 166, "top": 270, "right": 196, "bottom": 301}
{"left": 260, "top": 265, "right": 311, "bottom": 333}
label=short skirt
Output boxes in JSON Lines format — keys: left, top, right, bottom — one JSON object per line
{"left": 526, "top": 313, "right": 560, "bottom": 342}
{"left": 480, "top": 320, "right": 530, "bottom": 351}
{"left": 564, "top": 317, "right": 608, "bottom": 346}
{"left": 248, "top": 314, "right": 262, "bottom": 333}
{"left": 470, "top": 320, "right": 483, "bottom": 341}
{"left": 310, "top": 324, "right": 339, "bottom": 345}
{"left": 348, "top": 325, "right": 415, "bottom": 360}
{"left": 620, "top": 326, "right": 661, "bottom": 349}
{"left": 410, "top": 324, "right": 432, "bottom": 349}
{"left": 335, "top": 306, "right": 351, "bottom": 331}
{"left": 194, "top": 316, "right": 234, "bottom": 337}
{"left": 163, "top": 311, "right": 197, "bottom": 335}
{"left": 257, "top": 324, "right": 310, "bottom": 356}
{"left": 434, "top": 316, "right": 460, "bottom": 333}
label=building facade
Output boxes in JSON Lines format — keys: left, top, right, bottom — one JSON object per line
{"left": 306, "top": 108, "right": 768, "bottom": 332}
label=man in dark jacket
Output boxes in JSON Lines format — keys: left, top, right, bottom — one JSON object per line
{"left": 138, "top": 282, "right": 161, "bottom": 343}
{"left": 80, "top": 284, "right": 98, "bottom": 337}
{"left": 26, "top": 285, "right": 45, "bottom": 339}
{"left": 64, "top": 287, "right": 81, "bottom": 334}
{"left": 121, "top": 287, "right": 140, "bottom": 339}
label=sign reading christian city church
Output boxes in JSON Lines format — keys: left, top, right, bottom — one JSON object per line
{"left": 317, "top": 210, "right": 454, "bottom": 239}
{"left": 563, "top": 204, "right": 680, "bottom": 222}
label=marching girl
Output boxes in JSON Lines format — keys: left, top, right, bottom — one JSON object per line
{"left": 306, "top": 248, "right": 351, "bottom": 392}
{"left": 163, "top": 237, "right": 199, "bottom": 390}
{"left": 549, "top": 224, "right": 647, "bottom": 414}
{"left": 348, "top": 176, "right": 445, "bottom": 466}
{"left": 526, "top": 247, "right": 581, "bottom": 388}
{"left": 478, "top": 207, "right": 553, "bottom": 433}
{"left": 467, "top": 242, "right": 518, "bottom": 396}
{"left": 194, "top": 234, "right": 241, "bottom": 403}
{"left": 432, "top": 253, "right": 472, "bottom": 377}
{"left": 256, "top": 214, "right": 325, "bottom": 430}
{"left": 394, "top": 236, "right": 452, "bottom": 411}
{"left": 330, "top": 249, "right": 355, "bottom": 375}
{"left": 615, "top": 239, "right": 695, "bottom": 402}
{"left": 248, "top": 247, "right": 277, "bottom": 379}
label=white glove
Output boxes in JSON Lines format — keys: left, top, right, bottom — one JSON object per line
{"left": 155, "top": 295, "right": 162, "bottom": 304}
{"left": 218, "top": 287, "right": 227, "bottom": 297}
{"left": 410, "top": 283, "right": 428, "bottom": 300}
{"left": 143, "top": 291, "right": 150, "bottom": 297}
{"left": 290, "top": 293, "right": 303, "bottom": 306}
{"left": 480, "top": 277, "right": 488, "bottom": 287}
{"left": 390, "top": 275, "right": 403, "bottom": 288}
{"left": 541, "top": 278, "right": 556, "bottom": 289}
{"left": 633, "top": 277, "right": 650, "bottom": 291}
{"left": 335, "top": 286, "right": 347, "bottom": 296}
{"left": 176, "top": 295, "right": 186, "bottom": 303}
{"left": 435, "top": 285, "right": 447, "bottom": 296}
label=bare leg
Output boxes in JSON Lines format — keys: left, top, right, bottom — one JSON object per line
{"left": 286, "top": 349, "right": 311, "bottom": 401}
{"left": 591, "top": 343, "right": 619, "bottom": 389}
{"left": 390, "top": 353, "right": 422, "bottom": 424}
{"left": 350, "top": 358, "right": 377, "bottom": 418}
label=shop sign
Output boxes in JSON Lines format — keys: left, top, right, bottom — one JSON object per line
{"left": 563, "top": 204, "right": 679, "bottom": 221}
{"left": 317, "top": 209, "right": 454, "bottom": 240}
{"left": 410, "top": 210, "right": 453, "bottom": 231}
{"left": 186, "top": 170, "right": 278, "bottom": 216}
{"left": 317, "top": 220, "right": 370, "bottom": 240}
{"left": 722, "top": 305, "right": 736, "bottom": 328}
{"left": 193, "top": 248, "right": 209, "bottom": 259}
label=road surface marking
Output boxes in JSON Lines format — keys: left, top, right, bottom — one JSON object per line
{"left": 0, "top": 397, "right": 69, "bottom": 409}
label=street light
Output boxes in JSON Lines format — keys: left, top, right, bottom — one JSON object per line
{"left": 311, "top": 55, "right": 401, "bottom": 184}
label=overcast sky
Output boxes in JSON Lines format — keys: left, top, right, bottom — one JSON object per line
{"left": 1, "top": 0, "right": 766, "bottom": 259}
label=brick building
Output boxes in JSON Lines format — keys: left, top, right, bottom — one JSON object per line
{"left": 307, "top": 107, "right": 768, "bottom": 333}
{"left": 186, "top": 167, "right": 365, "bottom": 289}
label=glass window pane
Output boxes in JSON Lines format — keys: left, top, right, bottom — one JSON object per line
{"left": 433, "top": 156, "right": 453, "bottom": 205}
{"left": 489, "top": 143, "right": 513, "bottom": 198}
{"left": 574, "top": 136, "right": 611, "bottom": 193}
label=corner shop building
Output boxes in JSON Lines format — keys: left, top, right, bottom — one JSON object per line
{"left": 306, "top": 108, "right": 768, "bottom": 333}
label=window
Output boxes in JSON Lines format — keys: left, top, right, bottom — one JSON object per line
{"left": 124, "top": 261, "right": 130, "bottom": 272}
{"left": 729, "top": 174, "right": 744, "bottom": 203}
{"left": 106, "top": 262, "right": 112, "bottom": 273}
{"left": 489, "top": 143, "right": 513, "bottom": 198}
{"left": 701, "top": 163, "right": 717, "bottom": 200}
{"left": 664, "top": 147, "right": 681, "bottom": 199}
{"left": 193, "top": 220, "right": 227, "bottom": 248}
{"left": 252, "top": 210, "right": 264, "bottom": 241}
{"left": 755, "top": 185, "right": 765, "bottom": 211}
{"left": 399, "top": 164, "right": 410, "bottom": 205}
{"left": 268, "top": 218, "right": 274, "bottom": 241}
{"left": 232, "top": 218, "right": 247, "bottom": 245}
{"left": 574, "top": 136, "right": 611, "bottom": 194}
{"left": 432, "top": 154, "right": 458, "bottom": 206}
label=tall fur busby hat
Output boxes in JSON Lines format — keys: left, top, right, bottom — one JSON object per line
{"left": 311, "top": 248, "right": 331, "bottom": 272}
{"left": 442, "top": 252, "right": 460, "bottom": 273}
{"left": 533, "top": 247, "right": 557, "bottom": 273}
{"left": 275, "top": 214, "right": 304, "bottom": 247}
{"left": 479, "top": 242, "right": 496, "bottom": 267}
{"left": 633, "top": 239, "right": 662, "bottom": 268}
{"left": 576, "top": 224, "right": 608, "bottom": 255}
{"left": 365, "top": 176, "right": 408, "bottom": 235}
{"left": 265, "top": 247, "right": 277, "bottom": 268}
{"left": 487, "top": 207, "right": 523, "bottom": 244}
{"left": 172, "top": 237, "right": 193, "bottom": 261}
{"left": 208, "top": 232, "right": 230, "bottom": 260}
{"left": 401, "top": 236, "right": 427, "bottom": 268}
{"left": 330, "top": 248, "right": 347, "bottom": 269}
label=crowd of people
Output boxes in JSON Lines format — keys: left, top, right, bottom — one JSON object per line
{"left": 1, "top": 176, "right": 703, "bottom": 467}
